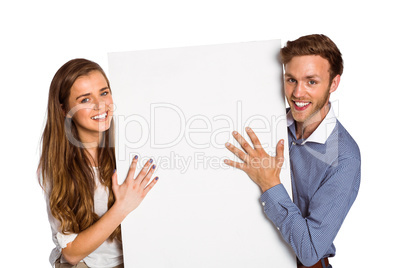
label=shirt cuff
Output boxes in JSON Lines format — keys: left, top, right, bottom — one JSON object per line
{"left": 56, "top": 232, "right": 78, "bottom": 248}
{"left": 260, "top": 183, "right": 289, "bottom": 207}
{"left": 259, "top": 184, "right": 293, "bottom": 226}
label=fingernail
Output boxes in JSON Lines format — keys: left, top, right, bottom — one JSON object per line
{"left": 225, "top": 142, "right": 230, "bottom": 147}
{"left": 246, "top": 127, "right": 250, "bottom": 131}
{"left": 113, "top": 169, "right": 116, "bottom": 174}
{"left": 149, "top": 159, "right": 153, "bottom": 163}
{"left": 280, "top": 139, "right": 284, "bottom": 145}
{"left": 233, "top": 131, "right": 238, "bottom": 135}
{"left": 155, "top": 177, "right": 159, "bottom": 180}
{"left": 134, "top": 155, "right": 138, "bottom": 159}
{"left": 152, "top": 165, "right": 156, "bottom": 169}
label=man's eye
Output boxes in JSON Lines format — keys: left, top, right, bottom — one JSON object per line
{"left": 288, "top": 78, "right": 296, "bottom": 83}
{"left": 81, "top": 98, "right": 90, "bottom": 103}
{"left": 308, "top": 80, "right": 317, "bottom": 85}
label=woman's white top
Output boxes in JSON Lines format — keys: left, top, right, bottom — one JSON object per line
{"left": 45, "top": 168, "right": 123, "bottom": 267}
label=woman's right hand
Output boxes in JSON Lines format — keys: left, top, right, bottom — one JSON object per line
{"left": 62, "top": 157, "right": 158, "bottom": 265}
{"left": 111, "top": 156, "right": 159, "bottom": 217}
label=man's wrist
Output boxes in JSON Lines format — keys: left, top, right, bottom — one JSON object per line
{"left": 259, "top": 177, "right": 281, "bottom": 193}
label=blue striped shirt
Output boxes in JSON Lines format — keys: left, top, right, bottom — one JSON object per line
{"left": 260, "top": 105, "right": 361, "bottom": 266}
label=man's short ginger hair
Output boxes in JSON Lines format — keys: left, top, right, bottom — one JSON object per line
{"left": 280, "top": 34, "right": 343, "bottom": 81}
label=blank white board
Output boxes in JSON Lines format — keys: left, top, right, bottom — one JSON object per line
{"left": 108, "top": 40, "right": 295, "bottom": 268}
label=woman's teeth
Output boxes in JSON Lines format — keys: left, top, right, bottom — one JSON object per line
{"left": 91, "top": 112, "right": 107, "bottom": 120}
{"left": 295, "top": 101, "right": 310, "bottom": 107}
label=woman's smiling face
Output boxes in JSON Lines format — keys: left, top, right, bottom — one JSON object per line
{"left": 66, "top": 70, "right": 113, "bottom": 143}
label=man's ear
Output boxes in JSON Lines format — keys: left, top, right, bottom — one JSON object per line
{"left": 329, "top": 74, "right": 341, "bottom": 94}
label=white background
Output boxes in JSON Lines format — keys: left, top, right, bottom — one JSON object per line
{"left": 1, "top": 0, "right": 400, "bottom": 267}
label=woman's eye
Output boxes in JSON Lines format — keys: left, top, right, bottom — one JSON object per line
{"left": 81, "top": 98, "right": 90, "bottom": 103}
{"left": 101, "top": 91, "right": 108, "bottom": 96}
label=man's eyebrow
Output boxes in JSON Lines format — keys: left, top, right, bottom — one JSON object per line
{"left": 284, "top": 73, "right": 293, "bottom": 78}
{"left": 284, "top": 73, "right": 320, "bottom": 79}
{"left": 75, "top": 87, "right": 109, "bottom": 100}
{"left": 305, "top": 75, "right": 320, "bottom": 79}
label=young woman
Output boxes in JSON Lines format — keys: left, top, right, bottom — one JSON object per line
{"left": 38, "top": 58, "right": 158, "bottom": 267}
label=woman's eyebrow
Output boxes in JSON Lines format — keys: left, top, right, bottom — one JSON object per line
{"left": 76, "top": 93, "right": 90, "bottom": 100}
{"left": 75, "top": 87, "right": 109, "bottom": 100}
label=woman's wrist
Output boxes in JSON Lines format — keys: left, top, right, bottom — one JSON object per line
{"left": 110, "top": 200, "right": 131, "bottom": 220}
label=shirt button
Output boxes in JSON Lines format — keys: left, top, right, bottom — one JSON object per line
{"left": 261, "top": 201, "right": 266, "bottom": 206}
{"left": 292, "top": 141, "right": 296, "bottom": 145}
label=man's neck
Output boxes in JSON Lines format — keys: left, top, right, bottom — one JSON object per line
{"left": 295, "top": 104, "right": 330, "bottom": 140}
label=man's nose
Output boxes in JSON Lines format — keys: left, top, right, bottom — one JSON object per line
{"left": 293, "top": 83, "right": 305, "bottom": 99}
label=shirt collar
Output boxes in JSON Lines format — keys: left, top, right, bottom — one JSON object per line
{"left": 286, "top": 102, "right": 337, "bottom": 145}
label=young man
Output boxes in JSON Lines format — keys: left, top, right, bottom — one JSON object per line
{"left": 224, "top": 34, "right": 361, "bottom": 268}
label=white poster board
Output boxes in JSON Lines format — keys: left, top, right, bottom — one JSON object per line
{"left": 108, "top": 40, "right": 295, "bottom": 267}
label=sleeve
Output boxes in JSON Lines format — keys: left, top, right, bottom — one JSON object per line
{"left": 45, "top": 189, "right": 78, "bottom": 249}
{"left": 260, "top": 156, "right": 361, "bottom": 266}
{"left": 56, "top": 232, "right": 78, "bottom": 249}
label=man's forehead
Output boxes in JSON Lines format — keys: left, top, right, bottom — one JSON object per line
{"left": 284, "top": 56, "right": 331, "bottom": 78}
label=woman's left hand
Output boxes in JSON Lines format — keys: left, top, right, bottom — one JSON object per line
{"left": 112, "top": 157, "right": 159, "bottom": 217}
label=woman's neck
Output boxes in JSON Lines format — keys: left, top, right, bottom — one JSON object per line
{"left": 84, "top": 146, "right": 99, "bottom": 167}
{"left": 77, "top": 131, "right": 101, "bottom": 167}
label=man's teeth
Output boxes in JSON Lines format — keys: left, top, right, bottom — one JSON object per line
{"left": 91, "top": 112, "right": 107, "bottom": 120}
{"left": 295, "top": 101, "right": 310, "bottom": 107}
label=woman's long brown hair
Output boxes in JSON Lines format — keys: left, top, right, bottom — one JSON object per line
{"left": 38, "top": 58, "right": 121, "bottom": 241}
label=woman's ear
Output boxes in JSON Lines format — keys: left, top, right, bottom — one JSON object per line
{"left": 60, "top": 103, "right": 67, "bottom": 117}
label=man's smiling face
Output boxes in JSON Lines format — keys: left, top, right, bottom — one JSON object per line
{"left": 284, "top": 55, "right": 339, "bottom": 126}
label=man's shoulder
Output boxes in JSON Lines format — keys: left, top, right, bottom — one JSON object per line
{"left": 332, "top": 120, "right": 361, "bottom": 161}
